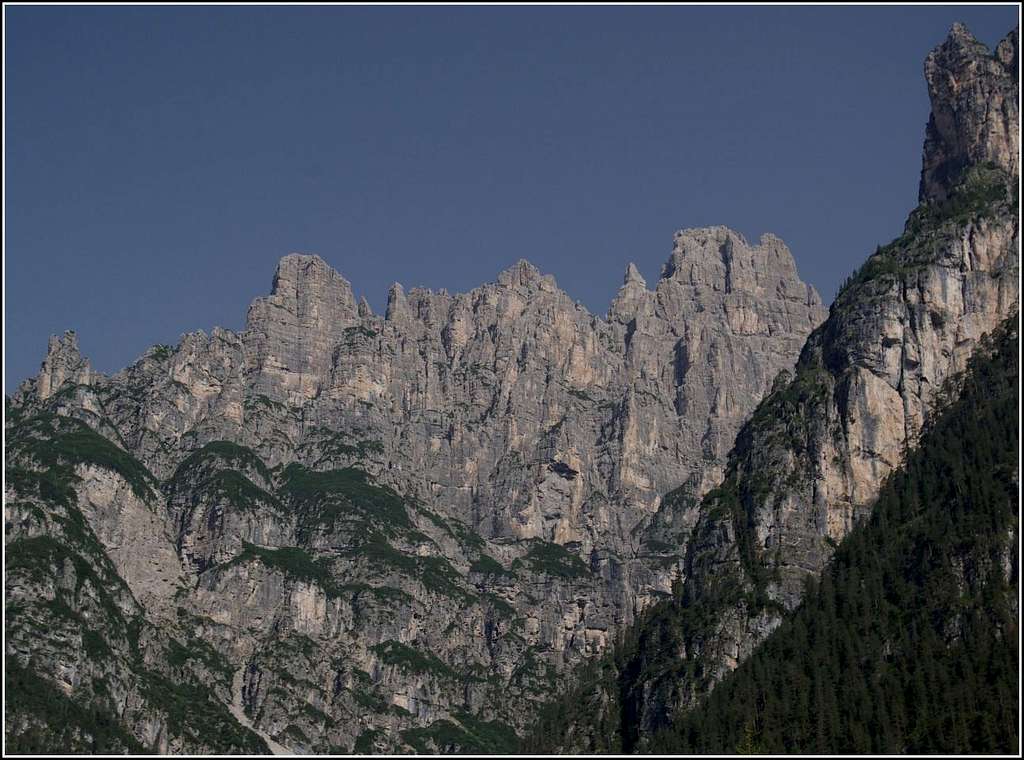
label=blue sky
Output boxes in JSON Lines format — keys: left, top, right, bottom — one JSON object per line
{"left": 5, "top": 5, "right": 1018, "bottom": 392}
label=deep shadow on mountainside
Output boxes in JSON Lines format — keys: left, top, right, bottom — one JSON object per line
{"left": 4, "top": 21, "right": 1020, "bottom": 755}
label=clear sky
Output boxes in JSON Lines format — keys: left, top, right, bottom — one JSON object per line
{"left": 4, "top": 5, "right": 1018, "bottom": 392}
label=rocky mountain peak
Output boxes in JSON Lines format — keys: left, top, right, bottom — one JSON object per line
{"left": 385, "top": 282, "right": 410, "bottom": 322}
{"left": 36, "top": 329, "right": 91, "bottom": 400}
{"left": 243, "top": 254, "right": 362, "bottom": 399}
{"left": 47, "top": 328, "right": 81, "bottom": 356}
{"left": 495, "top": 258, "right": 558, "bottom": 292}
{"left": 946, "top": 21, "right": 988, "bottom": 52}
{"left": 995, "top": 25, "right": 1018, "bottom": 69}
{"left": 608, "top": 262, "right": 650, "bottom": 322}
{"left": 920, "top": 23, "right": 1019, "bottom": 202}
{"left": 622, "top": 262, "right": 647, "bottom": 288}
{"left": 269, "top": 253, "right": 357, "bottom": 308}
{"left": 660, "top": 226, "right": 817, "bottom": 306}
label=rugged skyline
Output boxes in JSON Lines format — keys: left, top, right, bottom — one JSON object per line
{"left": 5, "top": 5, "right": 1018, "bottom": 393}
{"left": 4, "top": 13, "right": 1019, "bottom": 757}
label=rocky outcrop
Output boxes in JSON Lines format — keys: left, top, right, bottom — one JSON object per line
{"left": 920, "top": 23, "right": 1019, "bottom": 202}
{"left": 36, "top": 331, "right": 92, "bottom": 400}
{"left": 710, "top": 21, "right": 1020, "bottom": 609}
{"left": 246, "top": 254, "right": 361, "bottom": 402}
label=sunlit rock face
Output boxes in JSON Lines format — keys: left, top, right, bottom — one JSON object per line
{"left": 7, "top": 218, "right": 823, "bottom": 751}
{"left": 920, "top": 23, "right": 1019, "bottom": 203}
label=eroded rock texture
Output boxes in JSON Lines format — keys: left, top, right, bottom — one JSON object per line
{"left": 921, "top": 23, "right": 1019, "bottom": 202}
{"left": 6, "top": 221, "right": 822, "bottom": 751}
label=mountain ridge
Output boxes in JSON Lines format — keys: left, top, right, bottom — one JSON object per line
{"left": 7, "top": 215, "right": 826, "bottom": 752}
{"left": 5, "top": 21, "right": 1018, "bottom": 755}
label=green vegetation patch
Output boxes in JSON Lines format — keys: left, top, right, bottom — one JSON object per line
{"left": 9, "top": 413, "right": 158, "bottom": 502}
{"left": 835, "top": 162, "right": 1012, "bottom": 307}
{"left": 171, "top": 440, "right": 272, "bottom": 484}
{"left": 165, "top": 634, "right": 234, "bottom": 686}
{"left": 448, "top": 517, "right": 487, "bottom": 551}
{"left": 350, "top": 536, "right": 473, "bottom": 600}
{"left": 221, "top": 541, "right": 412, "bottom": 605}
{"left": 469, "top": 553, "right": 512, "bottom": 577}
{"left": 149, "top": 344, "right": 175, "bottom": 361}
{"left": 4, "top": 659, "right": 149, "bottom": 754}
{"left": 243, "top": 393, "right": 286, "bottom": 412}
{"left": 512, "top": 540, "right": 591, "bottom": 579}
{"left": 7, "top": 534, "right": 138, "bottom": 640}
{"left": 280, "top": 463, "right": 411, "bottom": 536}
{"left": 482, "top": 592, "right": 518, "bottom": 620}
{"left": 401, "top": 713, "right": 520, "bottom": 754}
{"left": 343, "top": 324, "right": 378, "bottom": 342}
{"left": 6, "top": 465, "right": 78, "bottom": 512}
{"left": 138, "top": 670, "right": 268, "bottom": 753}
{"left": 202, "top": 469, "right": 280, "bottom": 511}
{"left": 371, "top": 640, "right": 460, "bottom": 680}
{"left": 305, "top": 431, "right": 385, "bottom": 465}
{"left": 222, "top": 542, "right": 341, "bottom": 595}
{"left": 339, "top": 581, "right": 414, "bottom": 604}
{"left": 353, "top": 729, "right": 383, "bottom": 754}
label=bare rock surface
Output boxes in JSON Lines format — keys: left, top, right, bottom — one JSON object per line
{"left": 6, "top": 222, "right": 822, "bottom": 751}
{"left": 921, "top": 24, "right": 1019, "bottom": 202}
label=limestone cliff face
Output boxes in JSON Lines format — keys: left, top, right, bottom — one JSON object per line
{"left": 597, "top": 23, "right": 1020, "bottom": 747}
{"left": 612, "top": 228, "right": 823, "bottom": 504}
{"left": 713, "top": 20, "right": 1019, "bottom": 609}
{"left": 26, "top": 227, "right": 822, "bottom": 566}
{"left": 921, "top": 24, "right": 1019, "bottom": 202}
{"left": 6, "top": 221, "right": 822, "bottom": 751}
{"left": 246, "top": 253, "right": 361, "bottom": 401}
{"left": 36, "top": 331, "right": 92, "bottom": 401}
{"left": 5, "top": 414, "right": 269, "bottom": 754}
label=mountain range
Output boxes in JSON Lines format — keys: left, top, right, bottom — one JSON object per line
{"left": 4, "top": 22, "right": 1019, "bottom": 755}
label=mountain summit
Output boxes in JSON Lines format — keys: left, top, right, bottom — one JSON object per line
{"left": 920, "top": 23, "right": 1019, "bottom": 201}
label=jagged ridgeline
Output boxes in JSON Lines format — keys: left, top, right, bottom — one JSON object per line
{"left": 4, "top": 233, "right": 825, "bottom": 753}
{"left": 524, "top": 22, "right": 1018, "bottom": 754}
{"left": 4, "top": 85, "right": 834, "bottom": 756}
{"left": 4, "top": 21, "right": 1018, "bottom": 756}
{"left": 4, "top": 116, "right": 829, "bottom": 757}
